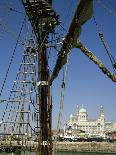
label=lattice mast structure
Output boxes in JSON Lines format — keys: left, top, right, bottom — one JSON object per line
{"left": 22, "top": 0, "right": 59, "bottom": 155}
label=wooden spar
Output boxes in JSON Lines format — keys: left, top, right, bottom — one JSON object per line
{"left": 76, "top": 40, "right": 116, "bottom": 82}
{"left": 50, "top": 0, "right": 116, "bottom": 84}
{"left": 50, "top": 0, "right": 93, "bottom": 84}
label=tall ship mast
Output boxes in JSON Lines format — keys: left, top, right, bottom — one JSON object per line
{"left": 22, "top": 0, "right": 59, "bottom": 154}
{"left": 0, "top": 0, "right": 116, "bottom": 155}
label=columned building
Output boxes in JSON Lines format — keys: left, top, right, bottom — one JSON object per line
{"left": 64, "top": 105, "right": 116, "bottom": 138}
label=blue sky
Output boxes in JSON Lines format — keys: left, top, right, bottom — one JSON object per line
{"left": 0, "top": 0, "right": 116, "bottom": 129}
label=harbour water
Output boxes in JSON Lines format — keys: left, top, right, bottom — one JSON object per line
{"left": 55, "top": 153, "right": 112, "bottom": 155}
{"left": 0, "top": 152, "right": 113, "bottom": 155}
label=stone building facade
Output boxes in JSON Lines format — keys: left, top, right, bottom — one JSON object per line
{"left": 64, "top": 105, "right": 116, "bottom": 138}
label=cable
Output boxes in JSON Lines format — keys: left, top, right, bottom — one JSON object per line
{"left": 53, "top": 54, "right": 70, "bottom": 153}
{"left": 63, "top": 0, "right": 76, "bottom": 28}
{"left": 0, "top": 16, "right": 26, "bottom": 97}
{"left": 0, "top": 19, "right": 18, "bottom": 39}
{"left": 96, "top": 0, "right": 116, "bottom": 17}
{"left": 0, "top": 32, "right": 46, "bottom": 123}
{"left": 1, "top": 69, "right": 21, "bottom": 122}
{"left": 8, "top": 7, "right": 25, "bottom": 15}
{"left": 28, "top": 123, "right": 36, "bottom": 133}
{"left": 0, "top": 17, "right": 30, "bottom": 47}
{"left": 107, "top": 0, "right": 116, "bottom": 8}
{"left": 0, "top": 3, "right": 25, "bottom": 41}
{"left": 0, "top": 2, "right": 25, "bottom": 15}
{"left": 59, "top": 24, "right": 67, "bottom": 33}
{"left": 0, "top": 41, "right": 38, "bottom": 135}
{"left": 93, "top": 15, "right": 116, "bottom": 73}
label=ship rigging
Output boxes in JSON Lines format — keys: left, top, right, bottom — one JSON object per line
{"left": 0, "top": 0, "right": 115, "bottom": 155}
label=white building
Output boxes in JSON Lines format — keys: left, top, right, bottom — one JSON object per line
{"left": 64, "top": 105, "right": 116, "bottom": 138}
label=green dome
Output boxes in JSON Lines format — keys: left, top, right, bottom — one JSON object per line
{"left": 79, "top": 107, "right": 87, "bottom": 113}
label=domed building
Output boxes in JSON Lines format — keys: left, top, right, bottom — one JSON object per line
{"left": 64, "top": 105, "right": 116, "bottom": 138}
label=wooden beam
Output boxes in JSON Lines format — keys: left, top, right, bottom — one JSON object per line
{"left": 76, "top": 40, "right": 116, "bottom": 82}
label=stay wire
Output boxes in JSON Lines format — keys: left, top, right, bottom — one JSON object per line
{"left": 11, "top": 55, "right": 29, "bottom": 132}
{"left": 0, "top": 2, "right": 26, "bottom": 42}
{"left": 0, "top": 31, "right": 47, "bottom": 104}
{"left": 0, "top": 35, "right": 46, "bottom": 132}
{"left": 14, "top": 54, "right": 36, "bottom": 134}
{"left": 107, "top": 0, "right": 116, "bottom": 8}
{"left": 0, "top": 17, "right": 30, "bottom": 46}
{"left": 96, "top": 0, "right": 116, "bottom": 17}
{"left": 1, "top": 69, "right": 21, "bottom": 122}
{"left": 0, "top": 2, "right": 25, "bottom": 15}
{"left": 93, "top": 15, "right": 116, "bottom": 73}
{"left": 62, "top": 0, "right": 75, "bottom": 29}
{"left": 0, "top": 16, "right": 26, "bottom": 97}
{"left": 53, "top": 54, "right": 70, "bottom": 154}
{"left": 8, "top": 7, "right": 25, "bottom": 15}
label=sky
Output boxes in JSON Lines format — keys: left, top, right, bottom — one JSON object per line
{"left": 0, "top": 0, "right": 116, "bottom": 130}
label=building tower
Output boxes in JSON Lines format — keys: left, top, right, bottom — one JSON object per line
{"left": 78, "top": 105, "right": 87, "bottom": 121}
{"left": 99, "top": 105, "right": 105, "bottom": 121}
{"left": 99, "top": 106, "right": 105, "bottom": 137}
{"left": 76, "top": 105, "right": 79, "bottom": 116}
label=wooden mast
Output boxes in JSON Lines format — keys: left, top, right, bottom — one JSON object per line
{"left": 22, "top": 0, "right": 59, "bottom": 154}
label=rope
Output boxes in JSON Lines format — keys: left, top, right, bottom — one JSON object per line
{"left": 10, "top": 53, "right": 28, "bottom": 133}
{"left": 62, "top": 0, "right": 76, "bottom": 31}
{"left": 0, "top": 18, "right": 22, "bottom": 43}
{"left": 107, "top": 0, "right": 116, "bottom": 8}
{"left": 0, "top": 42, "right": 37, "bottom": 134}
{"left": 93, "top": 15, "right": 116, "bottom": 73}
{"left": 59, "top": 24, "right": 67, "bottom": 33}
{"left": 53, "top": 54, "right": 70, "bottom": 154}
{"left": 96, "top": 0, "right": 116, "bottom": 17}
{"left": 8, "top": 7, "right": 24, "bottom": 15}
{"left": 1, "top": 70, "right": 21, "bottom": 122}
{"left": 0, "top": 3, "right": 27, "bottom": 44}
{"left": 0, "top": 17, "right": 26, "bottom": 97}
{"left": 14, "top": 48, "right": 37, "bottom": 134}
{"left": 0, "top": 2, "right": 25, "bottom": 15}
{"left": 0, "top": 32, "right": 46, "bottom": 133}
